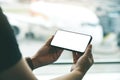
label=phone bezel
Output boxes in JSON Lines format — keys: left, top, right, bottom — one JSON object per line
{"left": 51, "top": 29, "right": 92, "bottom": 53}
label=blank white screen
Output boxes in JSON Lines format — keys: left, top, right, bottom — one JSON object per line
{"left": 51, "top": 30, "right": 91, "bottom": 53}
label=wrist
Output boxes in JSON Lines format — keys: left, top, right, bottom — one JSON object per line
{"left": 71, "top": 70, "right": 85, "bottom": 80}
{"left": 31, "top": 57, "right": 41, "bottom": 69}
{"left": 25, "top": 57, "right": 34, "bottom": 70}
{"left": 72, "top": 68, "right": 86, "bottom": 77}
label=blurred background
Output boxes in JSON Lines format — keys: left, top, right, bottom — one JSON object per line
{"left": 1, "top": 0, "right": 120, "bottom": 80}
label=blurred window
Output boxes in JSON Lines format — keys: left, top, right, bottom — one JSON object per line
{"left": 1, "top": 0, "right": 120, "bottom": 79}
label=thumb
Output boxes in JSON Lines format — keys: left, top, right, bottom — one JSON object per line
{"left": 84, "top": 44, "right": 92, "bottom": 56}
{"left": 45, "top": 36, "right": 54, "bottom": 46}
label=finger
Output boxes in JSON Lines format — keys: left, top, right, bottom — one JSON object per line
{"left": 84, "top": 44, "right": 92, "bottom": 56}
{"left": 45, "top": 35, "right": 54, "bottom": 46}
{"left": 76, "top": 52, "right": 83, "bottom": 57}
{"left": 72, "top": 51, "right": 76, "bottom": 58}
{"left": 72, "top": 51, "right": 78, "bottom": 59}
{"left": 52, "top": 49, "right": 63, "bottom": 61}
{"left": 72, "top": 51, "right": 83, "bottom": 59}
{"left": 72, "top": 51, "right": 82, "bottom": 64}
{"left": 84, "top": 44, "right": 94, "bottom": 64}
{"left": 72, "top": 51, "right": 77, "bottom": 64}
{"left": 57, "top": 48, "right": 63, "bottom": 55}
{"left": 87, "top": 45, "right": 94, "bottom": 63}
{"left": 52, "top": 47, "right": 63, "bottom": 56}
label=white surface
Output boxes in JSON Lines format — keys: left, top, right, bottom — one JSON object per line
{"left": 51, "top": 30, "right": 92, "bottom": 53}
{"left": 35, "top": 73, "right": 120, "bottom": 80}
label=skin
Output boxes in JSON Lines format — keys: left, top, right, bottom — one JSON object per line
{"left": 0, "top": 58, "right": 37, "bottom": 80}
{"left": 31, "top": 36, "right": 94, "bottom": 80}
{"left": 0, "top": 8, "right": 94, "bottom": 80}
{"left": 71, "top": 44, "right": 93, "bottom": 73}
{"left": 0, "top": 36, "right": 93, "bottom": 80}
{"left": 51, "top": 44, "right": 93, "bottom": 80}
{"left": 31, "top": 36, "right": 63, "bottom": 69}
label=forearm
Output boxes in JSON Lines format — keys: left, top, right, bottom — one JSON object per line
{"left": 51, "top": 70, "right": 85, "bottom": 80}
{"left": 0, "top": 58, "right": 37, "bottom": 80}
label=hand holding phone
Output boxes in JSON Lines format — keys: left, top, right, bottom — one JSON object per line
{"left": 51, "top": 30, "right": 92, "bottom": 53}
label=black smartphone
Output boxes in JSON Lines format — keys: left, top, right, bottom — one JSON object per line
{"left": 51, "top": 29, "right": 92, "bottom": 53}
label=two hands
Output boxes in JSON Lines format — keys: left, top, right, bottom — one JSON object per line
{"left": 30, "top": 36, "right": 94, "bottom": 77}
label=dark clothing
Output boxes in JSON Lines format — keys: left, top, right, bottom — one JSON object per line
{"left": 0, "top": 7, "right": 22, "bottom": 72}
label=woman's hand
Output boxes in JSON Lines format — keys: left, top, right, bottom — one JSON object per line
{"left": 51, "top": 45, "right": 93, "bottom": 80}
{"left": 71, "top": 44, "right": 94, "bottom": 75}
{"left": 31, "top": 36, "right": 63, "bottom": 69}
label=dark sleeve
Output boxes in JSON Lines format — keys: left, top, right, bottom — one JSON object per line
{"left": 0, "top": 7, "right": 22, "bottom": 72}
